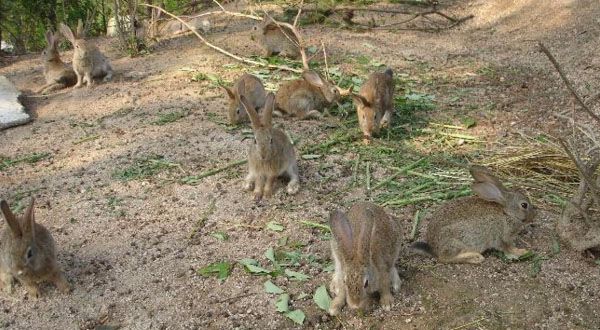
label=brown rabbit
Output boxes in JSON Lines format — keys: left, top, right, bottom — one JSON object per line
{"left": 329, "top": 202, "right": 402, "bottom": 315}
{"left": 351, "top": 68, "right": 394, "bottom": 144}
{"left": 412, "top": 166, "right": 536, "bottom": 264}
{"left": 275, "top": 70, "right": 348, "bottom": 120}
{"left": 223, "top": 74, "right": 266, "bottom": 125}
{"left": 251, "top": 18, "right": 300, "bottom": 58}
{"left": 36, "top": 30, "right": 77, "bottom": 94}
{"left": 0, "top": 198, "right": 70, "bottom": 298}
{"left": 60, "top": 20, "right": 113, "bottom": 88}
{"left": 240, "top": 92, "right": 299, "bottom": 200}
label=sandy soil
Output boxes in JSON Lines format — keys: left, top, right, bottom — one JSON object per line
{"left": 1, "top": 0, "right": 599, "bottom": 329}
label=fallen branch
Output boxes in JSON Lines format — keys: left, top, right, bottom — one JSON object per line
{"left": 539, "top": 42, "right": 600, "bottom": 125}
{"left": 140, "top": 4, "right": 303, "bottom": 73}
{"left": 558, "top": 138, "right": 600, "bottom": 209}
{"left": 260, "top": 11, "right": 309, "bottom": 70}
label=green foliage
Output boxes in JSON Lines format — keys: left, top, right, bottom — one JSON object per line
{"left": 0, "top": 153, "right": 50, "bottom": 171}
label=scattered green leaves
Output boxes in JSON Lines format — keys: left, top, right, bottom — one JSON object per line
{"left": 210, "top": 231, "right": 229, "bottom": 241}
{"left": 285, "top": 269, "right": 311, "bottom": 281}
{"left": 197, "top": 261, "right": 232, "bottom": 282}
{"left": 284, "top": 310, "right": 305, "bottom": 325}
{"left": 299, "top": 220, "right": 330, "bottom": 233}
{"left": 313, "top": 285, "right": 331, "bottom": 312}
{"left": 266, "top": 221, "right": 285, "bottom": 232}
{"left": 0, "top": 152, "right": 50, "bottom": 171}
{"left": 239, "top": 259, "right": 272, "bottom": 275}
{"left": 113, "top": 155, "right": 181, "bottom": 181}
{"left": 152, "top": 110, "right": 190, "bottom": 125}
{"left": 264, "top": 280, "right": 284, "bottom": 294}
{"left": 275, "top": 293, "right": 290, "bottom": 312}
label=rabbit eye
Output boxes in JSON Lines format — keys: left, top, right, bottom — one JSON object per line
{"left": 521, "top": 202, "right": 528, "bottom": 209}
{"left": 253, "top": 138, "right": 257, "bottom": 144}
{"left": 363, "top": 279, "right": 368, "bottom": 288}
{"left": 26, "top": 247, "right": 33, "bottom": 260}
{"left": 270, "top": 137, "right": 273, "bottom": 144}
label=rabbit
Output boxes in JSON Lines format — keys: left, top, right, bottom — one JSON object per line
{"left": 36, "top": 30, "right": 77, "bottom": 94}
{"left": 351, "top": 68, "right": 394, "bottom": 144}
{"left": 59, "top": 20, "right": 113, "bottom": 88}
{"left": 222, "top": 74, "right": 266, "bottom": 125}
{"left": 147, "top": 9, "right": 210, "bottom": 39}
{"left": 0, "top": 198, "right": 70, "bottom": 298}
{"left": 275, "top": 70, "right": 349, "bottom": 120}
{"left": 240, "top": 92, "right": 299, "bottom": 200}
{"left": 328, "top": 202, "right": 402, "bottom": 316}
{"left": 251, "top": 17, "right": 300, "bottom": 58}
{"left": 412, "top": 165, "right": 537, "bottom": 264}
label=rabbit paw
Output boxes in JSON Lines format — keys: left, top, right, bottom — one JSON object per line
{"left": 25, "top": 284, "right": 40, "bottom": 299}
{"left": 506, "top": 247, "right": 529, "bottom": 257}
{"left": 286, "top": 181, "right": 299, "bottom": 195}
{"left": 380, "top": 293, "right": 394, "bottom": 311}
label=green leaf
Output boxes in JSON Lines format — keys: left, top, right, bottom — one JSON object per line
{"left": 275, "top": 294, "right": 290, "bottom": 312}
{"left": 265, "top": 247, "right": 276, "bottom": 264}
{"left": 462, "top": 117, "right": 476, "bottom": 128}
{"left": 307, "top": 46, "right": 318, "bottom": 54}
{"left": 239, "top": 259, "right": 271, "bottom": 275}
{"left": 285, "top": 269, "right": 310, "bottom": 281}
{"left": 197, "top": 262, "right": 232, "bottom": 281}
{"left": 285, "top": 310, "right": 305, "bottom": 325}
{"left": 264, "top": 280, "right": 284, "bottom": 294}
{"left": 296, "top": 292, "right": 309, "bottom": 300}
{"left": 322, "top": 263, "right": 335, "bottom": 272}
{"left": 277, "top": 236, "right": 288, "bottom": 246}
{"left": 595, "top": 259, "right": 600, "bottom": 266}
{"left": 301, "top": 154, "right": 322, "bottom": 160}
{"left": 299, "top": 220, "right": 331, "bottom": 233}
{"left": 266, "top": 221, "right": 284, "bottom": 232}
{"left": 210, "top": 231, "right": 229, "bottom": 241}
{"left": 313, "top": 285, "right": 331, "bottom": 311}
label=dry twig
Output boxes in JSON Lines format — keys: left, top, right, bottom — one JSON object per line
{"left": 538, "top": 42, "right": 600, "bottom": 125}
{"left": 140, "top": 4, "right": 303, "bottom": 73}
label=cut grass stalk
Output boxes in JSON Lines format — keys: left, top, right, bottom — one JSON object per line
{"left": 382, "top": 188, "right": 471, "bottom": 207}
{"left": 351, "top": 154, "right": 361, "bottom": 187}
{"left": 429, "top": 122, "right": 466, "bottom": 130}
{"left": 189, "top": 198, "right": 217, "bottom": 239}
{"left": 181, "top": 159, "right": 247, "bottom": 185}
{"left": 73, "top": 134, "right": 100, "bottom": 145}
{"left": 410, "top": 209, "right": 423, "bottom": 241}
{"left": 371, "top": 158, "right": 426, "bottom": 192}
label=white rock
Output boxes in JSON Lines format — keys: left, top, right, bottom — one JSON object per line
{"left": 0, "top": 75, "right": 30, "bottom": 130}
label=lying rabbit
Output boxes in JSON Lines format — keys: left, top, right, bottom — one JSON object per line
{"left": 0, "top": 198, "right": 70, "bottom": 298}
{"left": 147, "top": 9, "right": 211, "bottom": 39}
{"left": 60, "top": 20, "right": 113, "bottom": 88}
{"left": 275, "top": 70, "right": 348, "bottom": 120}
{"left": 251, "top": 17, "right": 300, "bottom": 58}
{"left": 240, "top": 87, "right": 299, "bottom": 200}
{"left": 351, "top": 68, "right": 394, "bottom": 144}
{"left": 329, "top": 202, "right": 402, "bottom": 315}
{"left": 37, "top": 30, "right": 77, "bottom": 94}
{"left": 412, "top": 166, "right": 536, "bottom": 264}
{"left": 223, "top": 73, "right": 266, "bottom": 125}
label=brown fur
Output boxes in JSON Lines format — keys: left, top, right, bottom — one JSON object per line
{"left": 60, "top": 20, "right": 113, "bottom": 88}
{"left": 223, "top": 74, "right": 266, "bottom": 125}
{"left": 329, "top": 202, "right": 401, "bottom": 315}
{"left": 251, "top": 18, "right": 300, "bottom": 58}
{"left": 241, "top": 93, "right": 299, "bottom": 200}
{"left": 413, "top": 166, "right": 537, "bottom": 264}
{"left": 352, "top": 68, "right": 394, "bottom": 144}
{"left": 275, "top": 70, "right": 342, "bottom": 120}
{"left": 0, "top": 199, "right": 70, "bottom": 298}
{"left": 36, "top": 30, "right": 77, "bottom": 94}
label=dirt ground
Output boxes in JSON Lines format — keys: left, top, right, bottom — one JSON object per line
{"left": 1, "top": 0, "right": 599, "bottom": 329}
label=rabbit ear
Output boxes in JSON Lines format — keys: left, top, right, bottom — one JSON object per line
{"left": 351, "top": 94, "right": 370, "bottom": 108}
{"left": 302, "top": 71, "right": 324, "bottom": 88}
{"left": 355, "top": 208, "right": 373, "bottom": 262}
{"left": 59, "top": 23, "right": 76, "bottom": 43}
{"left": 470, "top": 166, "right": 507, "bottom": 205}
{"left": 329, "top": 209, "right": 353, "bottom": 259}
{"left": 240, "top": 94, "right": 261, "bottom": 129}
{"left": 0, "top": 200, "right": 22, "bottom": 238}
{"left": 45, "top": 30, "right": 53, "bottom": 45}
{"left": 76, "top": 19, "right": 85, "bottom": 38}
{"left": 21, "top": 198, "right": 36, "bottom": 239}
{"left": 223, "top": 86, "right": 235, "bottom": 100}
{"left": 262, "top": 93, "right": 275, "bottom": 127}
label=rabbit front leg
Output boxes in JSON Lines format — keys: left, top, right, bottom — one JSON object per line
{"left": 20, "top": 278, "right": 41, "bottom": 298}
{"left": 391, "top": 266, "right": 401, "bottom": 293}
{"left": 378, "top": 265, "right": 394, "bottom": 311}
{"left": 103, "top": 64, "right": 113, "bottom": 82}
{"left": 329, "top": 284, "right": 346, "bottom": 316}
{"left": 263, "top": 175, "right": 277, "bottom": 198}
{"left": 74, "top": 71, "right": 84, "bottom": 88}
{"left": 380, "top": 109, "right": 393, "bottom": 129}
{"left": 253, "top": 175, "right": 265, "bottom": 201}
{"left": 244, "top": 172, "right": 256, "bottom": 191}
{"left": 501, "top": 242, "right": 528, "bottom": 258}
{"left": 0, "top": 271, "right": 14, "bottom": 294}
{"left": 286, "top": 162, "right": 299, "bottom": 195}
{"left": 84, "top": 72, "right": 94, "bottom": 88}
{"left": 50, "top": 271, "right": 71, "bottom": 293}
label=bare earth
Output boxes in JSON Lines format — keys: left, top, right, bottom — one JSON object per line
{"left": 1, "top": 0, "right": 599, "bottom": 329}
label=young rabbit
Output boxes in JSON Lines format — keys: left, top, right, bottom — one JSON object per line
{"left": 36, "top": 30, "right": 77, "bottom": 94}
{"left": 240, "top": 92, "right": 299, "bottom": 200}
{"left": 59, "top": 20, "right": 113, "bottom": 88}
{"left": 222, "top": 74, "right": 266, "bottom": 125}
{"left": 329, "top": 202, "right": 402, "bottom": 316}
{"left": 0, "top": 198, "right": 70, "bottom": 298}
{"left": 147, "top": 9, "right": 210, "bottom": 39}
{"left": 412, "top": 166, "right": 537, "bottom": 264}
{"left": 251, "top": 18, "right": 300, "bottom": 59}
{"left": 275, "top": 70, "right": 347, "bottom": 120}
{"left": 351, "top": 68, "right": 394, "bottom": 144}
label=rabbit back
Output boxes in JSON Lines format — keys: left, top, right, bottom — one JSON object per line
{"left": 425, "top": 196, "right": 523, "bottom": 257}
{"left": 275, "top": 79, "right": 327, "bottom": 116}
